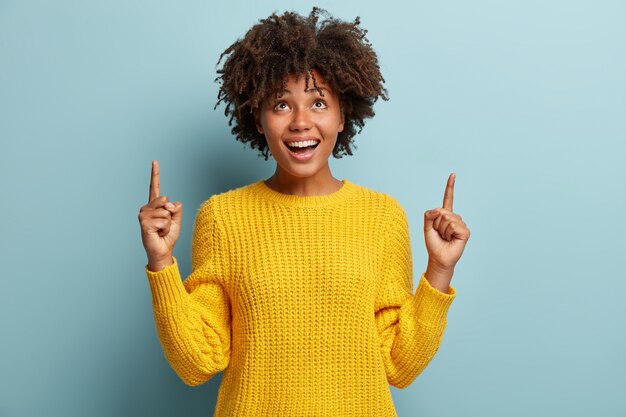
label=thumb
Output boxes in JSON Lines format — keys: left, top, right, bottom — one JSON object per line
{"left": 171, "top": 202, "right": 183, "bottom": 225}
{"left": 423, "top": 208, "right": 440, "bottom": 233}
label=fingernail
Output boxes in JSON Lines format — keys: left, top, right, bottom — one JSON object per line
{"left": 165, "top": 203, "right": 174, "bottom": 210}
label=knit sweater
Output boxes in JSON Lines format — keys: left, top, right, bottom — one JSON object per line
{"left": 144, "top": 178, "right": 457, "bottom": 417}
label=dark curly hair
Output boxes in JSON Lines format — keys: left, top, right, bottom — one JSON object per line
{"left": 214, "top": 7, "right": 388, "bottom": 160}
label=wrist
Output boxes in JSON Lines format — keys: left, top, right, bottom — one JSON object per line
{"left": 425, "top": 260, "right": 454, "bottom": 293}
{"left": 147, "top": 255, "right": 174, "bottom": 272}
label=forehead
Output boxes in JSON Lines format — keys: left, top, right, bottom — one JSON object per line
{"left": 272, "top": 72, "right": 335, "bottom": 97}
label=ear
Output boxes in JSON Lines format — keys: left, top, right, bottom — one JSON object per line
{"left": 338, "top": 111, "right": 345, "bottom": 133}
{"left": 254, "top": 108, "right": 264, "bottom": 134}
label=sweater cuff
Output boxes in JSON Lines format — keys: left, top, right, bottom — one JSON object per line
{"left": 144, "top": 256, "right": 187, "bottom": 309}
{"left": 412, "top": 273, "right": 456, "bottom": 325}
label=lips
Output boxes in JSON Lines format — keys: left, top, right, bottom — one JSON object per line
{"left": 283, "top": 137, "right": 321, "bottom": 146}
{"left": 283, "top": 139, "right": 320, "bottom": 162}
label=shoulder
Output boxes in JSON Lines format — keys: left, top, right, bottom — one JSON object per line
{"left": 197, "top": 180, "right": 260, "bottom": 213}
{"left": 346, "top": 180, "right": 410, "bottom": 235}
{"left": 349, "top": 180, "right": 408, "bottom": 220}
{"left": 200, "top": 181, "right": 258, "bottom": 209}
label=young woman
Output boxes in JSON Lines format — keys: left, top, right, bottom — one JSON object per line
{"left": 138, "top": 8, "right": 470, "bottom": 416}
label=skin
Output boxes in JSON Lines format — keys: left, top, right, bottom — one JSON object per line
{"left": 138, "top": 74, "right": 471, "bottom": 293}
{"left": 423, "top": 173, "right": 471, "bottom": 292}
{"left": 138, "top": 160, "right": 180, "bottom": 272}
{"left": 254, "top": 69, "right": 345, "bottom": 197}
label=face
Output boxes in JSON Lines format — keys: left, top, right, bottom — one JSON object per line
{"left": 255, "top": 69, "right": 345, "bottom": 181}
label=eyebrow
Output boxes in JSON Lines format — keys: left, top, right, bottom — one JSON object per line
{"left": 275, "top": 86, "right": 330, "bottom": 96}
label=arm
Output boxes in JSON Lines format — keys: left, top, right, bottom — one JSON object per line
{"left": 375, "top": 199, "right": 456, "bottom": 389}
{"left": 145, "top": 197, "right": 232, "bottom": 386}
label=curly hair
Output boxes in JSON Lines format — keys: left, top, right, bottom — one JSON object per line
{"left": 214, "top": 7, "right": 388, "bottom": 160}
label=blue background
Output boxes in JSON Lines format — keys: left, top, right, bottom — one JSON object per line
{"left": 1, "top": 0, "right": 625, "bottom": 416}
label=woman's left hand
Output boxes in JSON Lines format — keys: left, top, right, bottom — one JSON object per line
{"left": 423, "top": 173, "right": 471, "bottom": 274}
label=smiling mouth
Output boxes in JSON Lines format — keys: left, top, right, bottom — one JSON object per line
{"left": 285, "top": 140, "right": 320, "bottom": 154}
{"left": 285, "top": 142, "right": 320, "bottom": 154}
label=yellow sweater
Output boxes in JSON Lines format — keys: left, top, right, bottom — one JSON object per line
{"left": 145, "top": 178, "right": 456, "bottom": 416}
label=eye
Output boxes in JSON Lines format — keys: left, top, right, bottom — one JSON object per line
{"left": 273, "top": 101, "right": 290, "bottom": 111}
{"left": 313, "top": 100, "right": 327, "bottom": 109}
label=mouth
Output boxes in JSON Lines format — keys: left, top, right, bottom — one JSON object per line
{"left": 283, "top": 138, "right": 320, "bottom": 161}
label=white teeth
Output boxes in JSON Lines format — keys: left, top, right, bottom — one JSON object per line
{"left": 285, "top": 140, "right": 319, "bottom": 148}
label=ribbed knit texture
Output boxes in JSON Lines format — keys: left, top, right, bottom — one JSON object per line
{"left": 145, "top": 178, "right": 457, "bottom": 417}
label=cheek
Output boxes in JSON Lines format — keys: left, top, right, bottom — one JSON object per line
{"left": 323, "top": 114, "right": 344, "bottom": 136}
{"left": 258, "top": 115, "right": 274, "bottom": 138}
{"left": 263, "top": 122, "right": 281, "bottom": 141}
{"left": 261, "top": 122, "right": 285, "bottom": 151}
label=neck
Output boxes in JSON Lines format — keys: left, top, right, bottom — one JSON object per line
{"left": 265, "top": 166, "right": 343, "bottom": 197}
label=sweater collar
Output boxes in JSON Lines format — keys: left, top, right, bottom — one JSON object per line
{"left": 251, "top": 178, "right": 358, "bottom": 208}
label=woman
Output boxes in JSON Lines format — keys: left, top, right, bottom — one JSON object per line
{"left": 138, "top": 7, "right": 470, "bottom": 416}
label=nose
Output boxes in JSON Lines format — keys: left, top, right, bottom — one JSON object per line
{"left": 289, "top": 107, "right": 312, "bottom": 131}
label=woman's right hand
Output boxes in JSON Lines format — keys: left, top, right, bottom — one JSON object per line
{"left": 138, "top": 160, "right": 183, "bottom": 272}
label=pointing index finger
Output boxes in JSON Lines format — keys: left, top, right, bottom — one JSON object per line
{"left": 149, "top": 160, "right": 160, "bottom": 202}
{"left": 442, "top": 172, "right": 455, "bottom": 211}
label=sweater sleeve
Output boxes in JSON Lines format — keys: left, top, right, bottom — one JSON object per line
{"left": 144, "top": 197, "right": 232, "bottom": 386}
{"left": 374, "top": 198, "right": 457, "bottom": 389}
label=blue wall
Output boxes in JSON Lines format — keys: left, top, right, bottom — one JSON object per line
{"left": 1, "top": 1, "right": 625, "bottom": 416}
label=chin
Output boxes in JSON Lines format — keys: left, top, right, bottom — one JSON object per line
{"left": 285, "top": 165, "right": 322, "bottom": 178}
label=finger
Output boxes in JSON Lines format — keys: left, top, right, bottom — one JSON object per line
{"left": 139, "top": 212, "right": 171, "bottom": 234}
{"left": 150, "top": 207, "right": 173, "bottom": 220}
{"left": 433, "top": 209, "right": 456, "bottom": 231}
{"left": 442, "top": 172, "right": 455, "bottom": 212}
{"left": 149, "top": 160, "right": 160, "bottom": 203}
{"left": 171, "top": 202, "right": 183, "bottom": 225}
{"left": 437, "top": 214, "right": 452, "bottom": 236}
{"left": 156, "top": 221, "right": 171, "bottom": 237}
{"left": 453, "top": 224, "right": 471, "bottom": 240}
{"left": 434, "top": 214, "right": 441, "bottom": 231}
{"left": 148, "top": 218, "right": 170, "bottom": 235}
{"left": 147, "top": 195, "right": 169, "bottom": 209}
{"left": 139, "top": 207, "right": 171, "bottom": 224}
{"left": 443, "top": 221, "right": 456, "bottom": 241}
{"left": 433, "top": 209, "right": 448, "bottom": 231}
{"left": 423, "top": 208, "right": 440, "bottom": 233}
